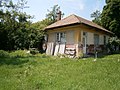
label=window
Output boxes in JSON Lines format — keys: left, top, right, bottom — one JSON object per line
{"left": 104, "top": 36, "right": 106, "bottom": 45}
{"left": 83, "top": 32, "right": 87, "bottom": 45}
{"left": 56, "top": 33, "right": 60, "bottom": 41}
{"left": 56, "top": 32, "right": 66, "bottom": 43}
{"left": 44, "top": 35, "right": 48, "bottom": 41}
{"left": 94, "top": 34, "right": 99, "bottom": 46}
{"left": 83, "top": 32, "right": 87, "bottom": 36}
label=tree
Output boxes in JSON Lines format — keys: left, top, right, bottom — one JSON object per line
{"left": 91, "top": 10, "right": 101, "bottom": 25}
{"left": 101, "top": 0, "right": 120, "bottom": 38}
{"left": 30, "top": 18, "right": 52, "bottom": 51}
{"left": 107, "top": 37, "right": 120, "bottom": 53}
{"left": 0, "top": 0, "right": 33, "bottom": 50}
{"left": 31, "top": 5, "right": 64, "bottom": 51}
{"left": 30, "top": 5, "right": 65, "bottom": 51}
{"left": 46, "top": 5, "right": 64, "bottom": 24}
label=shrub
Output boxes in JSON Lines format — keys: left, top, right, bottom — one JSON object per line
{"left": 30, "top": 48, "right": 39, "bottom": 55}
{"left": 0, "top": 50, "right": 9, "bottom": 58}
{"left": 41, "top": 53, "right": 49, "bottom": 58}
{"left": 10, "top": 50, "right": 31, "bottom": 58}
{"left": 107, "top": 37, "right": 120, "bottom": 54}
{"left": 57, "top": 53, "right": 68, "bottom": 58}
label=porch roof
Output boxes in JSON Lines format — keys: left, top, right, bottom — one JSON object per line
{"left": 45, "top": 14, "right": 113, "bottom": 34}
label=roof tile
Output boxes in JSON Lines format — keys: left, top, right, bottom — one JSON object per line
{"left": 45, "top": 14, "right": 113, "bottom": 34}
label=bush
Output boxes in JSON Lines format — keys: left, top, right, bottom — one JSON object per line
{"left": 107, "top": 37, "right": 120, "bottom": 54}
{"left": 0, "top": 50, "right": 9, "bottom": 58}
{"left": 10, "top": 50, "right": 31, "bottom": 58}
{"left": 30, "top": 48, "right": 39, "bottom": 55}
{"left": 35, "top": 53, "right": 50, "bottom": 58}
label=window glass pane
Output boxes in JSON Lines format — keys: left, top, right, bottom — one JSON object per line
{"left": 56, "top": 33, "right": 59, "bottom": 42}
{"left": 56, "top": 32, "right": 66, "bottom": 43}
{"left": 94, "top": 34, "right": 99, "bottom": 45}
{"left": 104, "top": 36, "right": 106, "bottom": 45}
{"left": 61, "top": 32, "right": 66, "bottom": 43}
{"left": 60, "top": 33, "right": 62, "bottom": 38}
{"left": 83, "top": 37, "right": 85, "bottom": 47}
{"left": 83, "top": 32, "right": 86, "bottom": 36}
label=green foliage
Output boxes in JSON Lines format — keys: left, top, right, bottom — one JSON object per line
{"left": 0, "top": 0, "right": 42, "bottom": 50}
{"left": 0, "top": 50, "right": 31, "bottom": 58}
{"left": 0, "top": 3, "right": 64, "bottom": 51}
{"left": 30, "top": 4, "right": 65, "bottom": 49}
{"left": 30, "top": 18, "right": 51, "bottom": 48}
{"left": 0, "top": 50, "right": 9, "bottom": 58}
{"left": 107, "top": 37, "right": 120, "bottom": 53}
{"left": 0, "top": 54, "right": 120, "bottom": 89}
{"left": 34, "top": 53, "right": 51, "bottom": 58}
{"left": 101, "top": 0, "right": 120, "bottom": 38}
{"left": 28, "top": 4, "right": 65, "bottom": 52}
{"left": 30, "top": 48, "right": 39, "bottom": 55}
{"left": 91, "top": 10, "right": 101, "bottom": 25}
{"left": 31, "top": 18, "right": 52, "bottom": 30}
{"left": 10, "top": 50, "right": 31, "bottom": 58}
{"left": 46, "top": 4, "right": 64, "bottom": 23}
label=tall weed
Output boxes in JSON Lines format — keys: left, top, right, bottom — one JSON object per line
{"left": 10, "top": 50, "right": 31, "bottom": 58}
{"left": 0, "top": 50, "right": 9, "bottom": 58}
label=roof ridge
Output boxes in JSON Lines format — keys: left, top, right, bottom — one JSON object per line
{"left": 45, "top": 14, "right": 113, "bottom": 34}
{"left": 73, "top": 14, "right": 113, "bottom": 33}
{"left": 71, "top": 14, "right": 82, "bottom": 23}
{"left": 72, "top": 14, "right": 82, "bottom": 23}
{"left": 55, "top": 14, "right": 75, "bottom": 23}
{"left": 45, "top": 14, "right": 75, "bottom": 27}
{"left": 45, "top": 14, "right": 80, "bottom": 29}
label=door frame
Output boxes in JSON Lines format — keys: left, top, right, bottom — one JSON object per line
{"left": 83, "top": 36, "right": 87, "bottom": 54}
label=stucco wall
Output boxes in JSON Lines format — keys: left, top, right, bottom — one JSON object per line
{"left": 48, "top": 30, "right": 75, "bottom": 44}
{"left": 47, "top": 25, "right": 80, "bottom": 44}
{"left": 46, "top": 24, "right": 112, "bottom": 57}
{"left": 48, "top": 33, "right": 55, "bottom": 42}
{"left": 82, "top": 32, "right": 109, "bottom": 45}
{"left": 87, "top": 32, "right": 94, "bottom": 45}
{"left": 99, "top": 35, "right": 104, "bottom": 45}
{"left": 66, "top": 30, "right": 75, "bottom": 44}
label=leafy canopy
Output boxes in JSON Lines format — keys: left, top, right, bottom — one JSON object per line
{"left": 46, "top": 5, "right": 64, "bottom": 24}
{"left": 0, "top": 0, "right": 43, "bottom": 50}
{"left": 91, "top": 10, "right": 101, "bottom": 25}
{"left": 101, "top": 0, "right": 120, "bottom": 38}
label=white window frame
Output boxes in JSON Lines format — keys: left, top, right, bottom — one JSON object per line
{"left": 56, "top": 32, "right": 66, "bottom": 43}
{"left": 94, "top": 34, "right": 99, "bottom": 46}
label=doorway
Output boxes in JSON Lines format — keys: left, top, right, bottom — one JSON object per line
{"left": 83, "top": 36, "right": 87, "bottom": 54}
{"left": 83, "top": 32, "right": 87, "bottom": 54}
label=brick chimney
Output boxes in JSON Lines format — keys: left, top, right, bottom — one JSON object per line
{"left": 57, "top": 10, "right": 62, "bottom": 21}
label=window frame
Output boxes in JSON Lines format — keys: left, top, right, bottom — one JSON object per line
{"left": 56, "top": 32, "right": 66, "bottom": 43}
{"left": 94, "top": 34, "right": 99, "bottom": 46}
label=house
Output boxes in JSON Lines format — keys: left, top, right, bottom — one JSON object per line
{"left": 44, "top": 14, "right": 113, "bottom": 57}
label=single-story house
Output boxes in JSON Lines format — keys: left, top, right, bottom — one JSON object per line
{"left": 44, "top": 14, "right": 113, "bottom": 57}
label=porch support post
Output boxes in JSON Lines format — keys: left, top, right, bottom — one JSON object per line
{"left": 75, "top": 30, "right": 80, "bottom": 57}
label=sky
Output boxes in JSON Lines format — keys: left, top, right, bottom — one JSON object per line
{"left": 23, "top": 0, "right": 106, "bottom": 22}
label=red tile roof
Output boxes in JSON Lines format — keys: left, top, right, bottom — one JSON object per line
{"left": 45, "top": 14, "right": 113, "bottom": 34}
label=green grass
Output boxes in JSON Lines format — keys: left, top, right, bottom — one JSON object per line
{"left": 0, "top": 54, "right": 120, "bottom": 90}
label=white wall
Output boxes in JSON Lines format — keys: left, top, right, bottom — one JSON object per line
{"left": 66, "top": 30, "right": 75, "bottom": 44}
{"left": 87, "top": 32, "right": 94, "bottom": 45}
{"left": 99, "top": 35, "right": 104, "bottom": 45}
{"left": 48, "top": 30, "right": 75, "bottom": 44}
{"left": 83, "top": 32, "right": 107, "bottom": 45}
{"left": 48, "top": 30, "right": 110, "bottom": 45}
{"left": 48, "top": 33, "right": 55, "bottom": 42}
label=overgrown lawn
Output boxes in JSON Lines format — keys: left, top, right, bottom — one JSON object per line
{"left": 0, "top": 54, "right": 120, "bottom": 90}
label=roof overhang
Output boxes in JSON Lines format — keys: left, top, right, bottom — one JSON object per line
{"left": 45, "top": 22, "right": 114, "bottom": 35}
